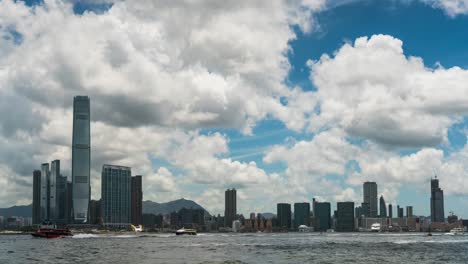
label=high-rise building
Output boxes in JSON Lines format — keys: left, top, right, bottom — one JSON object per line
{"left": 336, "top": 202, "right": 354, "bottom": 232}
{"left": 40, "top": 163, "right": 50, "bottom": 221}
{"left": 388, "top": 204, "right": 393, "bottom": 218}
{"left": 397, "top": 205, "right": 404, "bottom": 218}
{"left": 361, "top": 202, "right": 370, "bottom": 217}
{"left": 32, "top": 170, "right": 41, "bottom": 225}
{"left": 65, "top": 182, "right": 73, "bottom": 224}
{"left": 56, "top": 174, "right": 68, "bottom": 224}
{"left": 363, "top": 182, "right": 378, "bottom": 217}
{"left": 379, "top": 195, "right": 387, "bottom": 218}
{"left": 224, "top": 189, "right": 237, "bottom": 227}
{"left": 314, "top": 202, "right": 331, "bottom": 231}
{"left": 89, "top": 199, "right": 102, "bottom": 225}
{"left": 277, "top": 203, "right": 291, "bottom": 229}
{"left": 72, "top": 95, "right": 91, "bottom": 223}
{"left": 101, "top": 165, "right": 131, "bottom": 228}
{"left": 131, "top": 175, "right": 143, "bottom": 225}
{"left": 406, "top": 206, "right": 413, "bottom": 217}
{"left": 430, "top": 177, "right": 445, "bottom": 223}
{"left": 49, "top": 160, "right": 60, "bottom": 221}
{"left": 293, "top": 202, "right": 310, "bottom": 228}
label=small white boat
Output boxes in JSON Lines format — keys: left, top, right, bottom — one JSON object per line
{"left": 449, "top": 227, "right": 465, "bottom": 235}
{"left": 370, "top": 223, "right": 381, "bottom": 232}
{"left": 131, "top": 224, "right": 143, "bottom": 232}
{"left": 298, "top": 225, "right": 313, "bottom": 232}
{"left": 175, "top": 227, "right": 197, "bottom": 235}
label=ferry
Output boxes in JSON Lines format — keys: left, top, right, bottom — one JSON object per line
{"left": 175, "top": 227, "right": 197, "bottom": 235}
{"left": 31, "top": 221, "right": 73, "bottom": 238}
{"left": 370, "top": 223, "right": 381, "bottom": 232}
{"left": 449, "top": 227, "right": 465, "bottom": 235}
{"left": 131, "top": 224, "right": 143, "bottom": 232}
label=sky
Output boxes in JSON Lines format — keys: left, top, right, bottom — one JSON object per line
{"left": 1, "top": 0, "right": 468, "bottom": 217}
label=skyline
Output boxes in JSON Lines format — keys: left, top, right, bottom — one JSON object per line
{"left": 1, "top": 0, "right": 468, "bottom": 218}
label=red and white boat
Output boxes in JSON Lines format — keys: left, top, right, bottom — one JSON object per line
{"left": 31, "top": 221, "right": 73, "bottom": 238}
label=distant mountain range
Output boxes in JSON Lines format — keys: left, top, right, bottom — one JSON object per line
{"left": 0, "top": 198, "right": 209, "bottom": 218}
{"left": 142, "top": 198, "right": 210, "bottom": 216}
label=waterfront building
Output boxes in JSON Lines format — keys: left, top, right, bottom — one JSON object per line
{"left": 101, "top": 165, "right": 131, "bottom": 228}
{"left": 406, "top": 206, "right": 413, "bottom": 218}
{"left": 397, "top": 205, "right": 404, "bottom": 218}
{"left": 294, "top": 202, "right": 310, "bottom": 228}
{"left": 336, "top": 202, "right": 354, "bottom": 232}
{"left": 72, "top": 95, "right": 91, "bottom": 223}
{"left": 40, "top": 163, "right": 50, "bottom": 221}
{"left": 379, "top": 195, "right": 387, "bottom": 218}
{"left": 277, "top": 203, "right": 292, "bottom": 229}
{"left": 430, "top": 177, "right": 445, "bottom": 223}
{"left": 89, "top": 199, "right": 102, "bottom": 225}
{"left": 224, "top": 189, "right": 237, "bottom": 227}
{"left": 314, "top": 202, "right": 331, "bottom": 231}
{"left": 388, "top": 204, "right": 393, "bottom": 218}
{"left": 65, "top": 182, "right": 73, "bottom": 223}
{"left": 32, "top": 170, "right": 41, "bottom": 225}
{"left": 363, "top": 182, "right": 378, "bottom": 217}
{"left": 361, "top": 202, "right": 370, "bottom": 217}
{"left": 56, "top": 174, "right": 68, "bottom": 224}
{"left": 49, "top": 160, "right": 60, "bottom": 221}
{"left": 131, "top": 175, "right": 143, "bottom": 225}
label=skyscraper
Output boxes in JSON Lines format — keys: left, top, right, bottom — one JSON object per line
{"left": 314, "top": 202, "right": 331, "bottom": 231}
{"left": 388, "top": 204, "right": 393, "bottom": 218}
{"left": 397, "top": 205, "right": 404, "bottom": 218}
{"left": 406, "top": 206, "right": 413, "bottom": 217}
{"left": 72, "top": 96, "right": 91, "bottom": 223}
{"left": 40, "top": 163, "right": 50, "bottom": 221}
{"left": 101, "top": 165, "right": 131, "bottom": 228}
{"left": 131, "top": 175, "right": 143, "bottom": 225}
{"left": 293, "top": 202, "right": 310, "bottom": 228}
{"left": 336, "top": 202, "right": 354, "bottom": 232}
{"left": 379, "top": 195, "right": 387, "bottom": 218}
{"left": 277, "top": 203, "right": 291, "bottom": 229}
{"left": 430, "top": 177, "right": 445, "bottom": 223}
{"left": 363, "top": 182, "right": 378, "bottom": 217}
{"left": 32, "top": 170, "right": 41, "bottom": 225}
{"left": 49, "top": 160, "right": 59, "bottom": 221}
{"left": 56, "top": 173, "right": 68, "bottom": 224}
{"left": 224, "top": 189, "right": 237, "bottom": 227}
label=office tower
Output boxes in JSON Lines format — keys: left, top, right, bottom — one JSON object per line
{"left": 361, "top": 202, "right": 370, "bottom": 217}
{"left": 315, "top": 202, "right": 331, "bottom": 231}
{"left": 363, "top": 182, "right": 378, "bottom": 217}
{"left": 224, "top": 189, "right": 237, "bottom": 227}
{"left": 101, "top": 165, "right": 131, "bottom": 227}
{"left": 89, "top": 199, "right": 102, "bottom": 225}
{"left": 49, "top": 160, "right": 60, "bottom": 221}
{"left": 294, "top": 202, "right": 310, "bottom": 228}
{"left": 72, "top": 95, "right": 91, "bottom": 223}
{"left": 379, "top": 195, "right": 387, "bottom": 218}
{"left": 312, "top": 198, "right": 317, "bottom": 216}
{"left": 32, "top": 170, "right": 41, "bottom": 225}
{"left": 66, "top": 182, "right": 73, "bottom": 224}
{"left": 56, "top": 174, "right": 68, "bottom": 224}
{"left": 40, "top": 163, "right": 50, "bottom": 221}
{"left": 277, "top": 203, "right": 291, "bottom": 229}
{"left": 388, "top": 204, "right": 393, "bottom": 218}
{"left": 355, "top": 205, "right": 363, "bottom": 218}
{"left": 336, "top": 202, "right": 354, "bottom": 232}
{"left": 430, "top": 177, "right": 445, "bottom": 223}
{"left": 131, "top": 175, "right": 143, "bottom": 225}
{"left": 406, "top": 206, "right": 413, "bottom": 217}
{"left": 397, "top": 205, "right": 404, "bottom": 218}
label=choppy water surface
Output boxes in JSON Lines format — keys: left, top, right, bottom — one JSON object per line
{"left": 1, "top": 232, "right": 468, "bottom": 263}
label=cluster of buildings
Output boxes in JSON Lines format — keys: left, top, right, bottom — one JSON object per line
{"left": 31, "top": 96, "right": 143, "bottom": 229}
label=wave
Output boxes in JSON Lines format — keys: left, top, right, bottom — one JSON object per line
{"left": 393, "top": 239, "right": 468, "bottom": 244}
{"left": 72, "top": 234, "right": 100, "bottom": 239}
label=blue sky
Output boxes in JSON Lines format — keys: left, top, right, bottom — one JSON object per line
{"left": 1, "top": 0, "right": 468, "bottom": 218}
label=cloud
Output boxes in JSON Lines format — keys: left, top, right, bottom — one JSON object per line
{"left": 422, "top": 0, "right": 468, "bottom": 16}
{"left": 308, "top": 34, "right": 468, "bottom": 148}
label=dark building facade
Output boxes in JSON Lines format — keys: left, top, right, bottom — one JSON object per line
{"left": 388, "top": 204, "right": 393, "bottom": 218}
{"left": 336, "top": 202, "right": 354, "bottom": 232}
{"left": 406, "top": 206, "right": 413, "bottom": 217}
{"left": 32, "top": 170, "right": 41, "bottom": 224}
{"left": 142, "top": 213, "right": 163, "bottom": 228}
{"left": 89, "top": 199, "right": 102, "bottom": 225}
{"left": 224, "top": 189, "right": 237, "bottom": 228}
{"left": 277, "top": 203, "right": 291, "bottom": 229}
{"left": 101, "top": 165, "right": 131, "bottom": 228}
{"left": 40, "top": 163, "right": 50, "bottom": 221}
{"left": 430, "top": 178, "right": 445, "bottom": 223}
{"left": 293, "top": 203, "right": 310, "bottom": 228}
{"left": 379, "top": 195, "right": 387, "bottom": 218}
{"left": 131, "top": 175, "right": 142, "bottom": 225}
{"left": 363, "top": 182, "right": 378, "bottom": 217}
{"left": 72, "top": 96, "right": 91, "bottom": 223}
{"left": 66, "top": 182, "right": 73, "bottom": 224}
{"left": 397, "top": 205, "right": 404, "bottom": 218}
{"left": 314, "top": 202, "right": 331, "bottom": 231}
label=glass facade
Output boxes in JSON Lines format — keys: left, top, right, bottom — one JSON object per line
{"left": 363, "top": 182, "right": 378, "bottom": 217}
{"left": 277, "top": 203, "right": 291, "bottom": 229}
{"left": 49, "top": 160, "right": 59, "bottom": 221}
{"left": 224, "top": 189, "right": 236, "bottom": 227}
{"left": 32, "top": 170, "right": 41, "bottom": 224}
{"left": 40, "top": 163, "right": 50, "bottom": 221}
{"left": 293, "top": 202, "right": 310, "bottom": 228}
{"left": 102, "top": 165, "right": 131, "bottom": 227}
{"left": 430, "top": 178, "right": 445, "bottom": 222}
{"left": 336, "top": 202, "right": 354, "bottom": 232}
{"left": 315, "top": 202, "right": 331, "bottom": 231}
{"left": 72, "top": 96, "right": 91, "bottom": 222}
